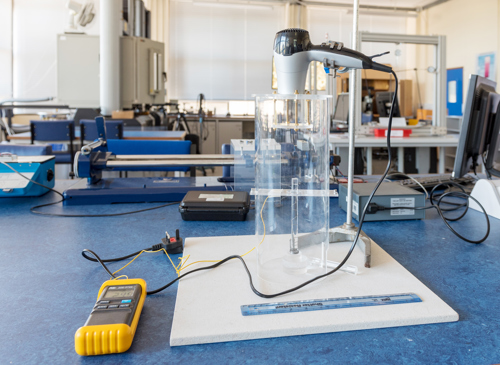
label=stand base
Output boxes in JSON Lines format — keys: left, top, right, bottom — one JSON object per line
{"left": 329, "top": 223, "right": 373, "bottom": 268}
{"left": 297, "top": 224, "right": 372, "bottom": 268}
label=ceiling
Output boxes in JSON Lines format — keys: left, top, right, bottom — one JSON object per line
{"left": 298, "top": 0, "right": 450, "bottom": 10}
{"left": 326, "top": 0, "right": 438, "bottom": 5}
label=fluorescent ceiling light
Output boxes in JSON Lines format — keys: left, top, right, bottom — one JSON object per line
{"left": 192, "top": 0, "right": 274, "bottom": 10}
{"left": 347, "top": 9, "right": 418, "bottom": 18}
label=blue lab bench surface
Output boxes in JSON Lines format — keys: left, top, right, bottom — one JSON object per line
{"left": 1, "top": 179, "right": 499, "bottom": 364}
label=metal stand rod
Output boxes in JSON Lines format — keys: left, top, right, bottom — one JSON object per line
{"left": 327, "top": 0, "right": 372, "bottom": 268}
{"left": 345, "top": 0, "right": 360, "bottom": 227}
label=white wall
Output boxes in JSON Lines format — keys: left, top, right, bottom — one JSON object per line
{"left": 12, "top": 0, "right": 100, "bottom": 100}
{"left": 6, "top": 1, "right": 425, "bottom": 106}
{"left": 307, "top": 8, "right": 411, "bottom": 68}
{"left": 417, "top": 0, "right": 499, "bottom": 107}
{"left": 168, "top": 0, "right": 285, "bottom": 100}
{"left": 0, "top": 0, "right": 13, "bottom": 100}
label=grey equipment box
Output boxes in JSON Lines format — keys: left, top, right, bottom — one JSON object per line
{"left": 339, "top": 182, "right": 425, "bottom": 222}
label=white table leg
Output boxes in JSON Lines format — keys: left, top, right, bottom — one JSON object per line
{"left": 366, "top": 147, "right": 372, "bottom": 175}
{"left": 398, "top": 147, "right": 404, "bottom": 172}
{"left": 438, "top": 147, "right": 445, "bottom": 174}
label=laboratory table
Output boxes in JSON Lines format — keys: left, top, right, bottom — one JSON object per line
{"left": 330, "top": 134, "right": 459, "bottom": 175}
{"left": 7, "top": 129, "right": 187, "bottom": 141}
{"left": 0, "top": 179, "right": 499, "bottom": 364}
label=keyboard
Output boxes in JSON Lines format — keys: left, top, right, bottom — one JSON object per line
{"left": 395, "top": 174, "right": 476, "bottom": 192}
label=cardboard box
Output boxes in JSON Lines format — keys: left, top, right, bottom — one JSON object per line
{"left": 417, "top": 109, "right": 433, "bottom": 120}
{"left": 112, "top": 110, "right": 135, "bottom": 119}
{"left": 399, "top": 79, "right": 413, "bottom": 117}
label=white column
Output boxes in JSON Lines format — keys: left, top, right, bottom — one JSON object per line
{"left": 100, "top": 0, "right": 122, "bottom": 116}
{"left": 398, "top": 147, "right": 405, "bottom": 172}
{"left": 366, "top": 147, "right": 372, "bottom": 175}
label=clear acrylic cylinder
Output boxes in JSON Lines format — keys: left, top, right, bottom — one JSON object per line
{"left": 255, "top": 94, "right": 330, "bottom": 288}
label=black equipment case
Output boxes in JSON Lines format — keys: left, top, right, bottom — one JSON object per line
{"left": 179, "top": 191, "right": 250, "bottom": 221}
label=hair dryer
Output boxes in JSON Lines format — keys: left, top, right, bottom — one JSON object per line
{"left": 274, "top": 28, "right": 392, "bottom": 94}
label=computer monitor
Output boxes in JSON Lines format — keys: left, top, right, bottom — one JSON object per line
{"left": 485, "top": 102, "right": 500, "bottom": 177}
{"left": 452, "top": 75, "right": 499, "bottom": 179}
{"left": 375, "top": 92, "right": 401, "bottom": 118}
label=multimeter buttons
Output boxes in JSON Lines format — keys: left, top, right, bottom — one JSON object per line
{"left": 75, "top": 279, "right": 147, "bottom": 356}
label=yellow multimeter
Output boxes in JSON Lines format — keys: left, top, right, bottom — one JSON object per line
{"left": 75, "top": 278, "right": 147, "bottom": 356}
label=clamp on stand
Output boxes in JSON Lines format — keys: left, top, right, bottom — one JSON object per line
{"left": 74, "top": 116, "right": 114, "bottom": 185}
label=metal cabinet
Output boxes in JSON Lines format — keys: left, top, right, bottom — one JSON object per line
{"left": 57, "top": 34, "right": 100, "bottom": 107}
{"left": 57, "top": 34, "right": 165, "bottom": 109}
{"left": 184, "top": 119, "right": 247, "bottom": 154}
{"left": 217, "top": 121, "right": 243, "bottom": 153}
{"left": 187, "top": 121, "right": 216, "bottom": 154}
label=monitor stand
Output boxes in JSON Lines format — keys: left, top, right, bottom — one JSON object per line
{"left": 470, "top": 179, "right": 500, "bottom": 220}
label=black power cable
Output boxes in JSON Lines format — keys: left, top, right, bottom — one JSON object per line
{"left": 84, "top": 70, "right": 404, "bottom": 298}
{"left": 367, "top": 181, "right": 490, "bottom": 244}
{"left": 82, "top": 248, "right": 149, "bottom": 263}
{"left": 30, "top": 199, "right": 179, "bottom": 217}
{"left": 1, "top": 160, "right": 180, "bottom": 217}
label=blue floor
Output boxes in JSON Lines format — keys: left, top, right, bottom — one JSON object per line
{"left": 1, "top": 180, "right": 499, "bottom": 364}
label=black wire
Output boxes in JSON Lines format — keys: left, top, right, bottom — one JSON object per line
{"left": 82, "top": 249, "right": 118, "bottom": 279}
{"left": 85, "top": 70, "right": 402, "bottom": 298}
{"left": 429, "top": 182, "right": 468, "bottom": 213}
{"left": 1, "top": 158, "right": 181, "bottom": 217}
{"left": 82, "top": 248, "right": 150, "bottom": 263}
{"left": 375, "top": 181, "right": 490, "bottom": 244}
{"left": 31, "top": 200, "right": 179, "bottom": 217}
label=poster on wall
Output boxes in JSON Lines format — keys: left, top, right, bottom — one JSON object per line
{"left": 477, "top": 52, "right": 496, "bottom": 82}
{"left": 447, "top": 68, "right": 463, "bottom": 116}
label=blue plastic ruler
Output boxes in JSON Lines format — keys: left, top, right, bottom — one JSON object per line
{"left": 241, "top": 293, "right": 422, "bottom": 316}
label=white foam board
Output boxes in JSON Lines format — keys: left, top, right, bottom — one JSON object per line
{"left": 170, "top": 235, "right": 458, "bottom": 346}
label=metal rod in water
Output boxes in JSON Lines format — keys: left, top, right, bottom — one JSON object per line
{"left": 305, "top": 91, "right": 311, "bottom": 125}
{"left": 286, "top": 99, "right": 290, "bottom": 125}
{"left": 291, "top": 177, "right": 299, "bottom": 254}
{"left": 294, "top": 90, "right": 299, "bottom": 131}
{"left": 273, "top": 91, "right": 277, "bottom": 130}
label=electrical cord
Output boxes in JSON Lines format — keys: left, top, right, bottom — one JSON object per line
{"left": 30, "top": 200, "right": 179, "bottom": 217}
{"left": 366, "top": 181, "right": 490, "bottom": 244}
{"left": 386, "top": 171, "right": 429, "bottom": 199}
{"left": 82, "top": 248, "right": 150, "bottom": 263}
{"left": 85, "top": 70, "right": 402, "bottom": 298}
{"left": 1, "top": 159, "right": 180, "bottom": 217}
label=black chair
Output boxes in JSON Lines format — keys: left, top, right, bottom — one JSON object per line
{"left": 30, "top": 120, "right": 75, "bottom": 172}
{"left": 185, "top": 133, "right": 206, "bottom": 176}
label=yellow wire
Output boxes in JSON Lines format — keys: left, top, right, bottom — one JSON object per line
{"left": 108, "top": 196, "right": 270, "bottom": 278}
{"left": 112, "top": 248, "right": 180, "bottom": 276}
{"left": 177, "top": 195, "right": 270, "bottom": 273}
{"left": 112, "top": 275, "right": 129, "bottom": 280}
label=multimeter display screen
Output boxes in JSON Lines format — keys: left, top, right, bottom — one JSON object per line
{"left": 104, "top": 289, "right": 135, "bottom": 299}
